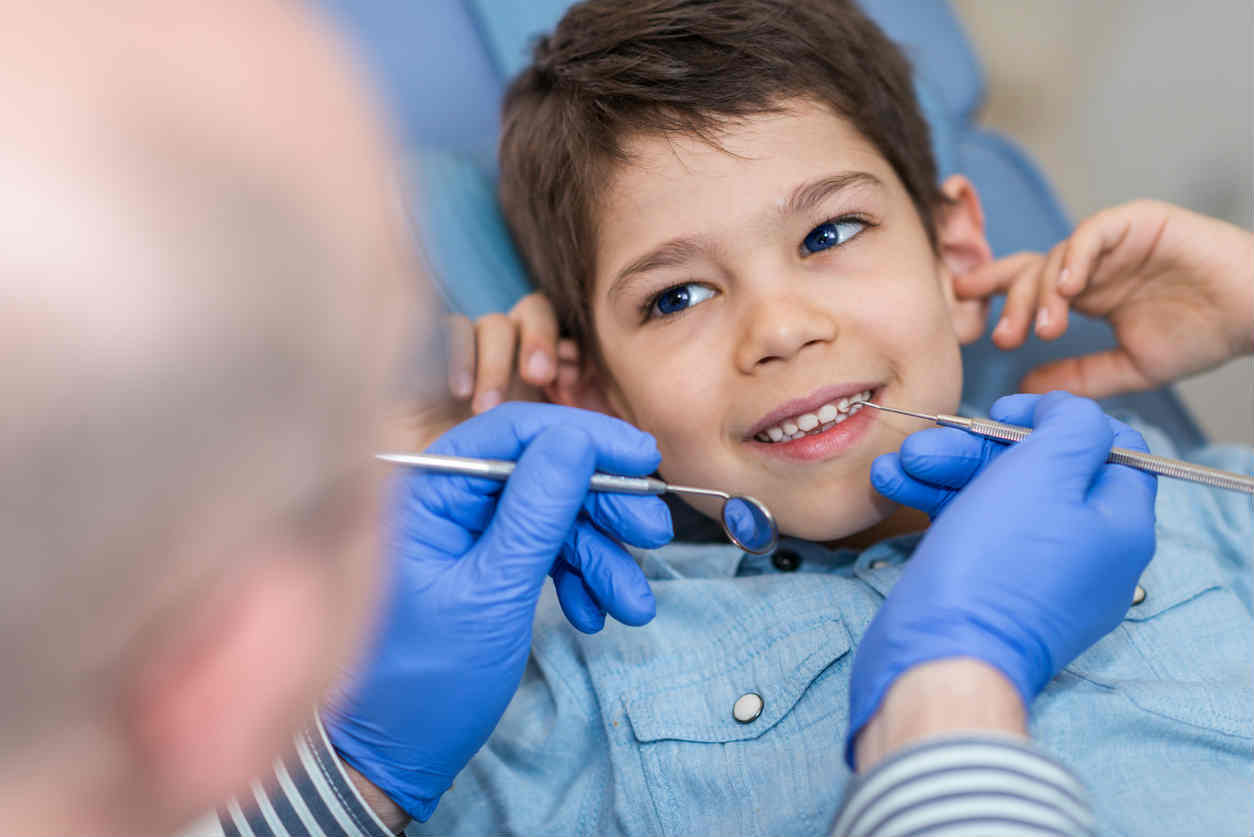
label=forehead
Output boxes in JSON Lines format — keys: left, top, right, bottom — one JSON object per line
{"left": 595, "top": 100, "right": 900, "bottom": 271}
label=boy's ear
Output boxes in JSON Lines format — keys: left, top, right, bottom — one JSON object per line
{"left": 544, "top": 342, "right": 621, "bottom": 418}
{"left": 935, "top": 174, "right": 993, "bottom": 345}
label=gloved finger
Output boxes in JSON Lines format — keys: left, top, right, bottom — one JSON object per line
{"left": 393, "top": 470, "right": 490, "bottom": 558}
{"left": 1088, "top": 419, "right": 1157, "bottom": 521}
{"left": 475, "top": 425, "right": 598, "bottom": 595}
{"left": 988, "top": 393, "right": 1042, "bottom": 426}
{"left": 870, "top": 453, "right": 957, "bottom": 518}
{"left": 551, "top": 560, "right": 606, "bottom": 634}
{"left": 430, "top": 402, "right": 660, "bottom": 476}
{"left": 561, "top": 519, "right": 656, "bottom": 627}
{"left": 424, "top": 404, "right": 662, "bottom": 517}
{"left": 1008, "top": 391, "right": 1114, "bottom": 499}
{"left": 897, "top": 427, "right": 1000, "bottom": 489}
{"left": 583, "top": 492, "right": 673, "bottom": 549}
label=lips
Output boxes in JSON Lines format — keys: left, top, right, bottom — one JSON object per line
{"left": 744, "top": 382, "right": 882, "bottom": 440}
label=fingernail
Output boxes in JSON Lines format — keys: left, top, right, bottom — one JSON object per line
{"left": 1057, "top": 267, "right": 1071, "bottom": 289}
{"left": 450, "top": 372, "right": 472, "bottom": 398}
{"left": 993, "top": 317, "right": 1010, "bottom": 336}
{"left": 526, "top": 350, "right": 554, "bottom": 380}
{"left": 473, "top": 390, "right": 502, "bottom": 413}
{"left": 1036, "top": 306, "right": 1050, "bottom": 332}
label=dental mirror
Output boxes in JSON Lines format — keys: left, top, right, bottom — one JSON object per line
{"left": 376, "top": 452, "right": 781, "bottom": 555}
{"left": 718, "top": 494, "right": 779, "bottom": 554}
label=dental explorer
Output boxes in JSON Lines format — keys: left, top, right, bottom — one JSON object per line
{"left": 854, "top": 401, "right": 1254, "bottom": 495}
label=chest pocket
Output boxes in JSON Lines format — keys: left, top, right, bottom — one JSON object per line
{"left": 1062, "top": 538, "right": 1253, "bottom": 739}
{"left": 615, "top": 587, "right": 854, "bottom": 837}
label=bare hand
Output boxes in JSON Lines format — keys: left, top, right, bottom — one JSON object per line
{"left": 956, "top": 200, "right": 1254, "bottom": 398}
{"left": 445, "top": 292, "right": 580, "bottom": 413}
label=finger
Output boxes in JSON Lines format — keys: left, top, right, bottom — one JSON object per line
{"left": 1058, "top": 208, "right": 1129, "bottom": 297}
{"left": 476, "top": 425, "right": 597, "bottom": 594}
{"left": 1019, "top": 349, "right": 1155, "bottom": 398}
{"left": 445, "top": 314, "right": 475, "bottom": 400}
{"left": 990, "top": 260, "right": 1045, "bottom": 349}
{"left": 584, "top": 492, "right": 673, "bottom": 549}
{"left": 1006, "top": 391, "right": 1114, "bottom": 499}
{"left": 869, "top": 453, "right": 957, "bottom": 518}
{"left": 511, "top": 294, "right": 561, "bottom": 387}
{"left": 551, "top": 561, "right": 606, "bottom": 634}
{"left": 898, "top": 427, "right": 1001, "bottom": 489}
{"left": 561, "top": 520, "right": 657, "bottom": 627}
{"left": 431, "top": 402, "right": 661, "bottom": 472}
{"left": 1089, "top": 419, "right": 1157, "bottom": 521}
{"left": 471, "top": 313, "right": 517, "bottom": 413}
{"left": 1033, "top": 243, "right": 1070, "bottom": 342}
{"left": 424, "top": 404, "right": 663, "bottom": 520}
{"left": 953, "top": 252, "right": 1042, "bottom": 300}
{"left": 988, "top": 393, "right": 1042, "bottom": 425}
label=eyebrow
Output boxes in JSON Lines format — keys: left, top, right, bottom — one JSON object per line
{"left": 606, "top": 170, "right": 884, "bottom": 303}
{"left": 607, "top": 236, "right": 712, "bottom": 304}
{"left": 783, "top": 171, "right": 884, "bottom": 216}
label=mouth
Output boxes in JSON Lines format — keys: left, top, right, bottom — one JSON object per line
{"left": 743, "top": 382, "right": 883, "bottom": 463}
{"left": 746, "top": 383, "right": 880, "bottom": 443}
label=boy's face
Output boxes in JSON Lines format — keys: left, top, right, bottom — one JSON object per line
{"left": 585, "top": 99, "right": 987, "bottom": 541}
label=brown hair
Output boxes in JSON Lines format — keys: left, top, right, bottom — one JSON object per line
{"left": 499, "top": 0, "right": 943, "bottom": 354}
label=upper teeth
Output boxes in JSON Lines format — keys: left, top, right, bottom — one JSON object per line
{"left": 755, "top": 390, "right": 872, "bottom": 443}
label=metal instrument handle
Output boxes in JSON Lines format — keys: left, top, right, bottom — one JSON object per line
{"left": 377, "top": 452, "right": 669, "bottom": 495}
{"left": 936, "top": 415, "right": 1254, "bottom": 494}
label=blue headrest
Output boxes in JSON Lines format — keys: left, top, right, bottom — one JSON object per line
{"left": 321, "top": 0, "right": 1203, "bottom": 448}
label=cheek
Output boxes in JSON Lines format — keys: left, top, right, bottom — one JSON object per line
{"left": 857, "top": 273, "right": 964, "bottom": 413}
{"left": 605, "top": 346, "right": 736, "bottom": 491}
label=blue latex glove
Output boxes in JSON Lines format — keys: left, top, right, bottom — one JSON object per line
{"left": 848, "top": 392, "right": 1157, "bottom": 766}
{"left": 324, "top": 403, "right": 672, "bottom": 819}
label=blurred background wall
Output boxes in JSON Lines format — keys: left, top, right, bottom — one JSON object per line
{"left": 950, "top": 0, "right": 1253, "bottom": 443}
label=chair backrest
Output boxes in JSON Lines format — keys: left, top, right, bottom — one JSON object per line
{"left": 321, "top": 0, "right": 1203, "bottom": 448}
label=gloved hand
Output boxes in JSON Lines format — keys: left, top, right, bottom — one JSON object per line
{"left": 848, "top": 392, "right": 1157, "bottom": 764}
{"left": 323, "top": 403, "right": 672, "bottom": 819}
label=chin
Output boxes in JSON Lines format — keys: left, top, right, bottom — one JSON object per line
{"left": 773, "top": 480, "right": 894, "bottom": 542}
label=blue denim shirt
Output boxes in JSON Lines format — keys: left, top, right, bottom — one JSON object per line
{"left": 409, "top": 423, "right": 1254, "bottom": 837}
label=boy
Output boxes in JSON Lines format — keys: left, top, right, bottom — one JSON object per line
{"left": 417, "top": 1, "right": 1253, "bottom": 834}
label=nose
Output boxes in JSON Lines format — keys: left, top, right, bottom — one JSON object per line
{"left": 733, "top": 287, "right": 838, "bottom": 373}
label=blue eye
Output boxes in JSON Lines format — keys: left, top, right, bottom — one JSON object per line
{"left": 649, "top": 282, "right": 715, "bottom": 318}
{"left": 801, "top": 217, "right": 867, "bottom": 255}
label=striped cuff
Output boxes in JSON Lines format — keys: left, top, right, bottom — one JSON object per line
{"left": 830, "top": 734, "right": 1096, "bottom": 837}
{"left": 212, "top": 715, "right": 395, "bottom": 837}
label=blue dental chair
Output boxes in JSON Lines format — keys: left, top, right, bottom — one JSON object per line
{"left": 320, "top": 0, "right": 1205, "bottom": 450}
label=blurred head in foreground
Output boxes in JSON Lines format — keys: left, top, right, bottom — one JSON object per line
{"left": 0, "top": 1, "right": 423, "bottom": 832}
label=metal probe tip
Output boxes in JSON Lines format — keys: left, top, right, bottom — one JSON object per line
{"left": 852, "top": 400, "right": 938, "bottom": 423}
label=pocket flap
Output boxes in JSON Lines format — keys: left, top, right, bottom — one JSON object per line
{"left": 1121, "top": 543, "right": 1225, "bottom": 621}
{"left": 623, "top": 613, "right": 851, "bottom": 744}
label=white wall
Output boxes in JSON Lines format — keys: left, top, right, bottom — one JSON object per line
{"left": 950, "top": 0, "right": 1253, "bottom": 443}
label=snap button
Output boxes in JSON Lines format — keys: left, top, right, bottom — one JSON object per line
{"left": 1131, "top": 584, "right": 1147, "bottom": 606}
{"left": 772, "top": 549, "right": 801, "bottom": 572}
{"left": 732, "top": 692, "right": 764, "bottom": 723}
{"left": 870, "top": 560, "right": 891, "bottom": 570}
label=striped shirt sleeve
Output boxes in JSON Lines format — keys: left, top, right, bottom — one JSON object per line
{"left": 830, "top": 734, "right": 1097, "bottom": 837}
{"left": 180, "top": 715, "right": 397, "bottom": 837}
